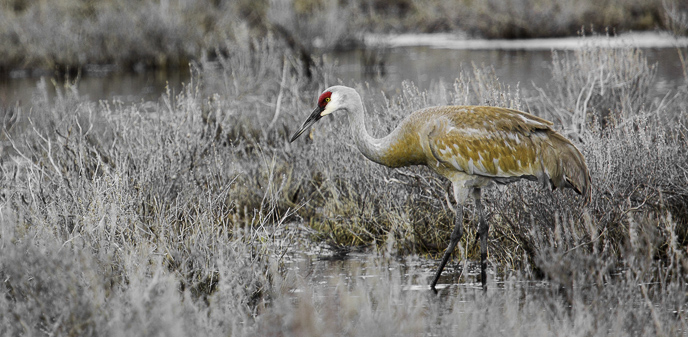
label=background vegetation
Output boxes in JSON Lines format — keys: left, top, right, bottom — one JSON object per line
{"left": 1, "top": 0, "right": 687, "bottom": 72}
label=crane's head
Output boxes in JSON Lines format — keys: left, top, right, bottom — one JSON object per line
{"left": 290, "top": 86, "right": 346, "bottom": 142}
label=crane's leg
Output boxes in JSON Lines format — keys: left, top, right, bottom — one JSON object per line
{"left": 430, "top": 186, "right": 468, "bottom": 291}
{"left": 473, "top": 188, "right": 489, "bottom": 289}
{"left": 430, "top": 204, "right": 463, "bottom": 290}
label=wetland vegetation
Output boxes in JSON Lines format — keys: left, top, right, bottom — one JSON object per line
{"left": 1, "top": 0, "right": 688, "bottom": 336}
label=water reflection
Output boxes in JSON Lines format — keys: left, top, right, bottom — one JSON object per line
{"left": 274, "top": 248, "right": 563, "bottom": 313}
{"left": 280, "top": 250, "right": 497, "bottom": 298}
{"left": 329, "top": 47, "right": 554, "bottom": 90}
{"left": 329, "top": 46, "right": 687, "bottom": 98}
{"left": 0, "top": 67, "right": 190, "bottom": 106}
{"left": 0, "top": 46, "right": 684, "bottom": 106}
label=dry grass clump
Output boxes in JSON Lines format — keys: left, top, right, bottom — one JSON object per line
{"left": 664, "top": 0, "right": 688, "bottom": 36}
{"left": 531, "top": 43, "right": 658, "bottom": 135}
{"left": 0, "top": 73, "right": 293, "bottom": 335}
{"left": 268, "top": 0, "right": 358, "bottom": 51}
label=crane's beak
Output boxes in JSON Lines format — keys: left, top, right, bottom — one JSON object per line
{"left": 290, "top": 105, "right": 324, "bottom": 142}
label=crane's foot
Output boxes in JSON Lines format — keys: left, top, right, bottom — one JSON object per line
{"left": 430, "top": 246, "right": 454, "bottom": 291}
{"left": 430, "top": 264, "right": 465, "bottom": 294}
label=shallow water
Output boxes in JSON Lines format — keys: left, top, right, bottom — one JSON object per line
{"left": 330, "top": 46, "right": 686, "bottom": 97}
{"left": 276, "top": 243, "right": 535, "bottom": 300}
{"left": 0, "top": 67, "right": 190, "bottom": 106}
{"left": 272, "top": 249, "right": 582, "bottom": 332}
{"left": 1, "top": 36, "right": 685, "bottom": 106}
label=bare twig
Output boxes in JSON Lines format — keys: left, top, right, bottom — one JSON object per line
{"left": 268, "top": 56, "right": 289, "bottom": 130}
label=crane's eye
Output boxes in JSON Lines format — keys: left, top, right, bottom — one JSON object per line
{"left": 317, "top": 91, "right": 333, "bottom": 108}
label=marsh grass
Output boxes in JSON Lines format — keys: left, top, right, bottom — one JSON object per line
{"left": 0, "top": 73, "right": 296, "bottom": 335}
{"left": 2, "top": 32, "right": 688, "bottom": 335}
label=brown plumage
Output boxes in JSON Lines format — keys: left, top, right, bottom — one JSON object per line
{"left": 291, "top": 86, "right": 591, "bottom": 290}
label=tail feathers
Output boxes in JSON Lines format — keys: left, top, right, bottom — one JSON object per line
{"left": 543, "top": 132, "right": 591, "bottom": 204}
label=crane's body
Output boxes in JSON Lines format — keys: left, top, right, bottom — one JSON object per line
{"left": 290, "top": 85, "right": 591, "bottom": 290}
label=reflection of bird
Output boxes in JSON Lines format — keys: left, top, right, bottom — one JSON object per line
{"left": 290, "top": 85, "right": 591, "bottom": 290}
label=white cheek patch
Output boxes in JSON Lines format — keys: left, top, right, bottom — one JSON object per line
{"left": 319, "top": 92, "right": 341, "bottom": 116}
{"left": 320, "top": 105, "right": 335, "bottom": 116}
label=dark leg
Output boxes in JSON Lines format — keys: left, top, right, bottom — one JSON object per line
{"left": 474, "top": 188, "right": 489, "bottom": 290}
{"left": 430, "top": 203, "right": 464, "bottom": 290}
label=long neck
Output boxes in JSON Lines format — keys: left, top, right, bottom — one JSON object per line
{"left": 346, "top": 99, "right": 388, "bottom": 166}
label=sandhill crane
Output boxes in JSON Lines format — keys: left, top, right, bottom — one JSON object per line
{"left": 290, "top": 85, "right": 591, "bottom": 290}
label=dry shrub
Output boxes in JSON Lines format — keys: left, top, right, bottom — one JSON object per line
{"left": 531, "top": 42, "right": 657, "bottom": 135}
{"left": 350, "top": 0, "right": 670, "bottom": 37}
{"left": 0, "top": 0, "right": 252, "bottom": 70}
{"left": 663, "top": 0, "right": 688, "bottom": 36}
{"left": 268, "top": 0, "right": 357, "bottom": 51}
{"left": 460, "top": 0, "right": 592, "bottom": 39}
{"left": 0, "top": 67, "right": 296, "bottom": 335}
